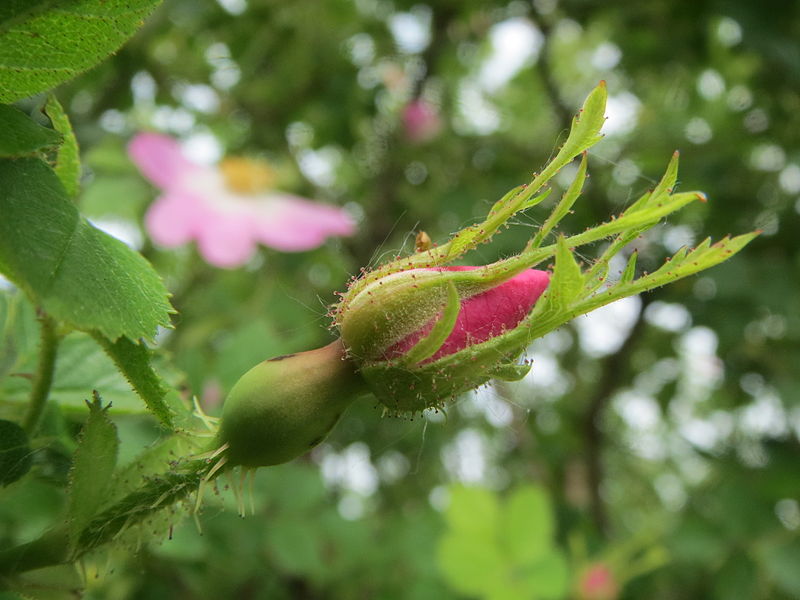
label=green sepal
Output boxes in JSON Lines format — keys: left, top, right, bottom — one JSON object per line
{"left": 340, "top": 266, "right": 527, "bottom": 361}
{"left": 531, "top": 236, "right": 584, "bottom": 319}
{"left": 336, "top": 86, "right": 759, "bottom": 414}
{"left": 401, "top": 281, "right": 460, "bottom": 366}
{"left": 519, "top": 188, "right": 553, "bottom": 211}
{"left": 336, "top": 81, "right": 609, "bottom": 310}
{"left": 525, "top": 231, "right": 760, "bottom": 341}
{"left": 528, "top": 152, "right": 588, "bottom": 249}
{"left": 621, "top": 251, "right": 638, "bottom": 284}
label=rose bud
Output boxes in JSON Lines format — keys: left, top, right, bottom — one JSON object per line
{"left": 335, "top": 265, "right": 550, "bottom": 412}
{"left": 213, "top": 81, "right": 755, "bottom": 467}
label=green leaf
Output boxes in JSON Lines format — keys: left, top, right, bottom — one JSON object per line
{"left": 0, "top": 0, "right": 163, "bottom": 102}
{"left": 0, "top": 419, "right": 33, "bottom": 486}
{"left": 444, "top": 486, "right": 500, "bottom": 539}
{"left": 437, "top": 532, "right": 506, "bottom": 596}
{"left": 1, "top": 330, "right": 157, "bottom": 415}
{"left": 632, "top": 233, "right": 758, "bottom": 292}
{"left": 0, "top": 104, "right": 62, "bottom": 157}
{"left": 517, "top": 552, "right": 570, "bottom": 600}
{"left": 761, "top": 540, "right": 800, "bottom": 596}
{"left": 91, "top": 334, "right": 175, "bottom": 430}
{"left": 0, "top": 157, "right": 173, "bottom": 341}
{"left": 65, "top": 393, "right": 119, "bottom": 553}
{"left": 563, "top": 191, "right": 701, "bottom": 250}
{"left": 264, "top": 517, "right": 325, "bottom": 577}
{"left": 713, "top": 553, "right": 758, "bottom": 600}
{"left": 403, "top": 281, "right": 460, "bottom": 365}
{"left": 500, "top": 485, "right": 554, "bottom": 565}
{"left": 44, "top": 95, "right": 80, "bottom": 198}
{"left": 80, "top": 174, "right": 151, "bottom": 221}
{"left": 553, "top": 236, "right": 584, "bottom": 303}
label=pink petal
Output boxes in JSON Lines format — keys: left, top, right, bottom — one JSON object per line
{"left": 195, "top": 213, "right": 257, "bottom": 268}
{"left": 387, "top": 267, "right": 550, "bottom": 362}
{"left": 128, "top": 133, "right": 199, "bottom": 190}
{"left": 144, "top": 192, "right": 199, "bottom": 248}
{"left": 402, "top": 100, "right": 443, "bottom": 143}
{"left": 253, "top": 194, "right": 355, "bottom": 252}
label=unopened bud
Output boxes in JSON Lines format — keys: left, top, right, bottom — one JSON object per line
{"left": 337, "top": 265, "right": 549, "bottom": 412}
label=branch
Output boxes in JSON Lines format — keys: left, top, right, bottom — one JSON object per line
{"left": 582, "top": 293, "right": 651, "bottom": 533}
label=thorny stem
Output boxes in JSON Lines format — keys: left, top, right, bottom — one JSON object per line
{"left": 22, "top": 313, "right": 60, "bottom": 435}
{"left": 583, "top": 294, "right": 651, "bottom": 533}
{"left": 0, "top": 458, "right": 213, "bottom": 576}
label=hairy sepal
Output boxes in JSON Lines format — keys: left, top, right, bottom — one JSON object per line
{"left": 336, "top": 82, "right": 609, "bottom": 319}
{"left": 334, "top": 83, "right": 758, "bottom": 413}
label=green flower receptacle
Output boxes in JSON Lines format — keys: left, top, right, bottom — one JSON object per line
{"left": 216, "top": 339, "right": 367, "bottom": 467}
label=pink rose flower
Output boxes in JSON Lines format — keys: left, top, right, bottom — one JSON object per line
{"left": 402, "top": 99, "right": 443, "bottom": 143}
{"left": 577, "top": 563, "right": 620, "bottom": 600}
{"left": 128, "top": 133, "right": 356, "bottom": 268}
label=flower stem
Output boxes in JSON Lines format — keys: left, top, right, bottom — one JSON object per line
{"left": 0, "top": 458, "right": 211, "bottom": 576}
{"left": 582, "top": 295, "right": 650, "bottom": 534}
{"left": 22, "top": 313, "right": 60, "bottom": 435}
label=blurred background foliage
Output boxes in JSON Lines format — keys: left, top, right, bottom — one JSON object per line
{"left": 1, "top": 0, "right": 799, "bottom": 598}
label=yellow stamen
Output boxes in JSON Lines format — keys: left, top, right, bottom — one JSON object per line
{"left": 219, "top": 156, "right": 276, "bottom": 194}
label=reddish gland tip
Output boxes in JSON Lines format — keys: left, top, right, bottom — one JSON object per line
{"left": 386, "top": 267, "right": 550, "bottom": 363}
